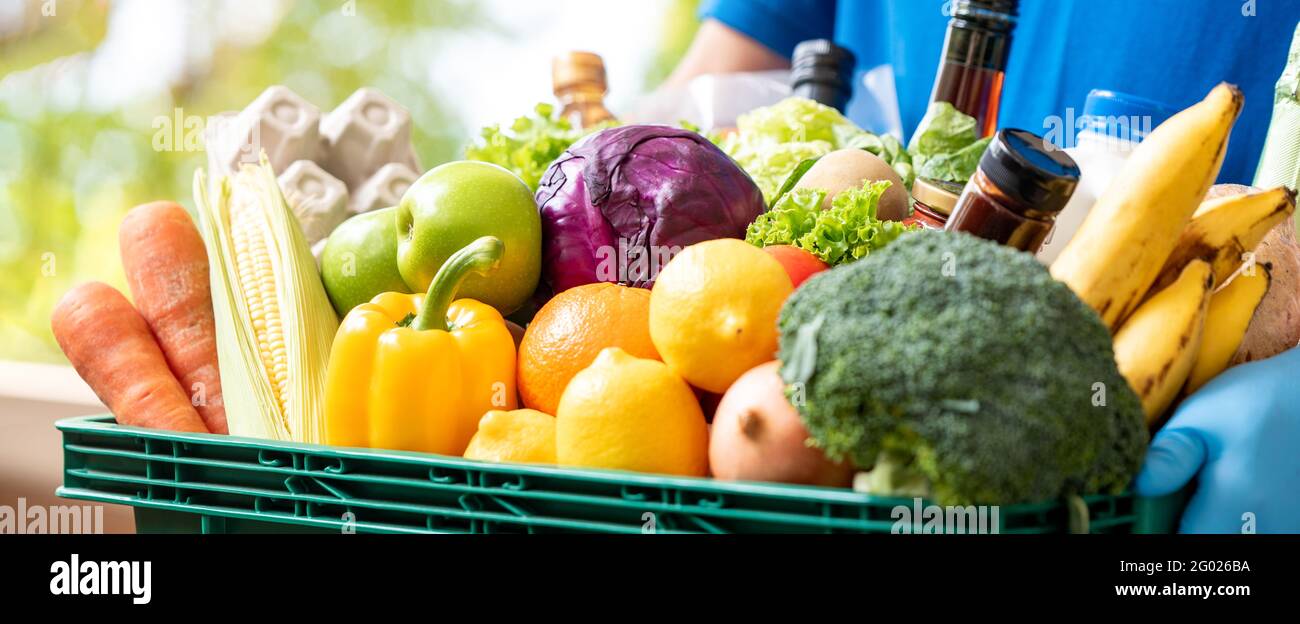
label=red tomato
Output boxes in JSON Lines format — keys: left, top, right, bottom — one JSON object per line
{"left": 762, "top": 245, "right": 829, "bottom": 289}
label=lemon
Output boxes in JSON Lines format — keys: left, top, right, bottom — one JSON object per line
{"left": 649, "top": 239, "right": 793, "bottom": 393}
{"left": 556, "top": 347, "right": 709, "bottom": 477}
{"left": 463, "top": 409, "right": 557, "bottom": 464}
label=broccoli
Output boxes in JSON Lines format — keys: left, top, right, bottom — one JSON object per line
{"left": 778, "top": 230, "right": 1148, "bottom": 506}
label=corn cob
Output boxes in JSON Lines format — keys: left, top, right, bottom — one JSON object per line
{"left": 194, "top": 156, "right": 338, "bottom": 442}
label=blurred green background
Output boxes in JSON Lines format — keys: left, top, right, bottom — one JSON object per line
{"left": 0, "top": 0, "right": 699, "bottom": 363}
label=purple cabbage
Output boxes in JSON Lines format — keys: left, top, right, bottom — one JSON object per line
{"left": 534, "top": 125, "right": 765, "bottom": 293}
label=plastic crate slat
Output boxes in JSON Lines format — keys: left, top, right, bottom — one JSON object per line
{"left": 62, "top": 468, "right": 680, "bottom": 533}
{"left": 59, "top": 487, "right": 446, "bottom": 534}
{"left": 63, "top": 445, "right": 905, "bottom": 530}
{"left": 65, "top": 464, "right": 891, "bottom": 532}
{"left": 65, "top": 440, "right": 884, "bottom": 514}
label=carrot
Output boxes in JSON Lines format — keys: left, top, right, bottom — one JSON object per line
{"left": 52, "top": 282, "right": 209, "bottom": 433}
{"left": 119, "top": 201, "right": 227, "bottom": 434}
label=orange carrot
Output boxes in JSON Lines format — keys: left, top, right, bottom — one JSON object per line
{"left": 52, "top": 282, "right": 209, "bottom": 433}
{"left": 119, "top": 201, "right": 227, "bottom": 434}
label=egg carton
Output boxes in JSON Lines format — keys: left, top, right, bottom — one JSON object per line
{"left": 204, "top": 85, "right": 422, "bottom": 257}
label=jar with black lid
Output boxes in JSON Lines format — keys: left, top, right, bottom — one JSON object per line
{"left": 945, "top": 128, "right": 1080, "bottom": 252}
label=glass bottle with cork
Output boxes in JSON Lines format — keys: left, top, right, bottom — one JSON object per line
{"left": 926, "top": 0, "right": 1018, "bottom": 138}
{"left": 945, "top": 129, "right": 1080, "bottom": 253}
{"left": 552, "top": 51, "right": 616, "bottom": 130}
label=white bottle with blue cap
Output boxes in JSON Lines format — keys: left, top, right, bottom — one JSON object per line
{"left": 1037, "top": 90, "right": 1178, "bottom": 264}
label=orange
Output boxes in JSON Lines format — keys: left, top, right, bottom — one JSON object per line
{"left": 517, "top": 282, "right": 660, "bottom": 414}
{"left": 649, "top": 239, "right": 793, "bottom": 393}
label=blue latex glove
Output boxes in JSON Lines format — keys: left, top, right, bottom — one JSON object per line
{"left": 1136, "top": 346, "right": 1300, "bottom": 533}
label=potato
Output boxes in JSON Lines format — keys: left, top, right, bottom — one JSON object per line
{"left": 1204, "top": 184, "right": 1300, "bottom": 364}
{"left": 1204, "top": 183, "right": 1256, "bottom": 200}
{"left": 794, "top": 148, "right": 910, "bottom": 221}
{"left": 1231, "top": 215, "right": 1300, "bottom": 365}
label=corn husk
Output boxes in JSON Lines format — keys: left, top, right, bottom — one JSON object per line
{"left": 194, "top": 155, "right": 338, "bottom": 443}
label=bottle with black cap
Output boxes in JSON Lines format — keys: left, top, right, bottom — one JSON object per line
{"left": 790, "top": 39, "right": 856, "bottom": 113}
{"left": 945, "top": 128, "right": 1080, "bottom": 253}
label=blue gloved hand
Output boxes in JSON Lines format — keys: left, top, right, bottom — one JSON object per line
{"left": 1136, "top": 346, "right": 1300, "bottom": 533}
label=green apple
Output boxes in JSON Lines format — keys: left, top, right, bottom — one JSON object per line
{"left": 321, "top": 207, "right": 410, "bottom": 317}
{"left": 396, "top": 161, "right": 541, "bottom": 315}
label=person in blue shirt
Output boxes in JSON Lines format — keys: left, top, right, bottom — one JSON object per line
{"left": 665, "top": 0, "right": 1300, "bottom": 533}
{"left": 669, "top": 0, "right": 1297, "bottom": 183}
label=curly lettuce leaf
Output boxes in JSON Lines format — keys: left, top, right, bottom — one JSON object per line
{"left": 465, "top": 102, "right": 602, "bottom": 191}
{"left": 745, "top": 181, "right": 916, "bottom": 266}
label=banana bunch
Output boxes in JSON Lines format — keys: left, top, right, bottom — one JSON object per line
{"left": 1051, "top": 83, "right": 1297, "bottom": 427}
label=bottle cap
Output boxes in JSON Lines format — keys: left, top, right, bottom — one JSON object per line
{"left": 1080, "top": 89, "right": 1179, "bottom": 143}
{"left": 978, "top": 129, "right": 1080, "bottom": 217}
{"left": 553, "top": 51, "right": 608, "bottom": 94}
{"left": 951, "top": 0, "right": 1018, "bottom": 30}
{"left": 790, "top": 39, "right": 856, "bottom": 110}
{"left": 912, "top": 177, "right": 961, "bottom": 216}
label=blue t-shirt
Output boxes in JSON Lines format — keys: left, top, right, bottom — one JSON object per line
{"left": 701, "top": 0, "right": 1299, "bottom": 184}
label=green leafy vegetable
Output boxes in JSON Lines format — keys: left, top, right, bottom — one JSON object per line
{"left": 465, "top": 103, "right": 607, "bottom": 191}
{"left": 745, "top": 181, "right": 916, "bottom": 266}
{"left": 721, "top": 97, "right": 987, "bottom": 203}
{"left": 907, "top": 102, "right": 989, "bottom": 183}
{"left": 719, "top": 97, "right": 908, "bottom": 203}
{"left": 769, "top": 156, "right": 821, "bottom": 207}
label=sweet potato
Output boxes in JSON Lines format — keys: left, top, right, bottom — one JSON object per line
{"left": 1232, "top": 215, "right": 1300, "bottom": 365}
{"left": 1202, "top": 185, "right": 1300, "bottom": 364}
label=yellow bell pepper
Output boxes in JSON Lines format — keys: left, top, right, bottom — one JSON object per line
{"left": 324, "top": 236, "right": 517, "bottom": 455}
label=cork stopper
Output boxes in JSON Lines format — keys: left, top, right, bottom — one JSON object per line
{"left": 552, "top": 51, "right": 608, "bottom": 94}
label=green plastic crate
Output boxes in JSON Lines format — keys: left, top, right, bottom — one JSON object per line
{"left": 56, "top": 415, "right": 1178, "bottom": 534}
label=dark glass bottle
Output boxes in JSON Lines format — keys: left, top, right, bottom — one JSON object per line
{"left": 790, "top": 39, "right": 856, "bottom": 113}
{"left": 945, "top": 129, "right": 1080, "bottom": 253}
{"left": 928, "top": 0, "right": 1017, "bottom": 137}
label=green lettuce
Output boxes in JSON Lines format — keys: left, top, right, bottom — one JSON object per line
{"left": 723, "top": 97, "right": 987, "bottom": 203}
{"left": 745, "top": 181, "right": 917, "bottom": 266}
{"left": 465, "top": 103, "right": 607, "bottom": 191}
{"left": 907, "top": 102, "right": 989, "bottom": 184}
{"left": 720, "top": 97, "right": 903, "bottom": 203}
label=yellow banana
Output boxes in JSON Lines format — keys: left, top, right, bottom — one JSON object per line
{"left": 1184, "top": 264, "right": 1271, "bottom": 394}
{"left": 1051, "top": 83, "right": 1242, "bottom": 330}
{"left": 1149, "top": 187, "right": 1295, "bottom": 294}
{"left": 1112, "top": 260, "right": 1214, "bottom": 425}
